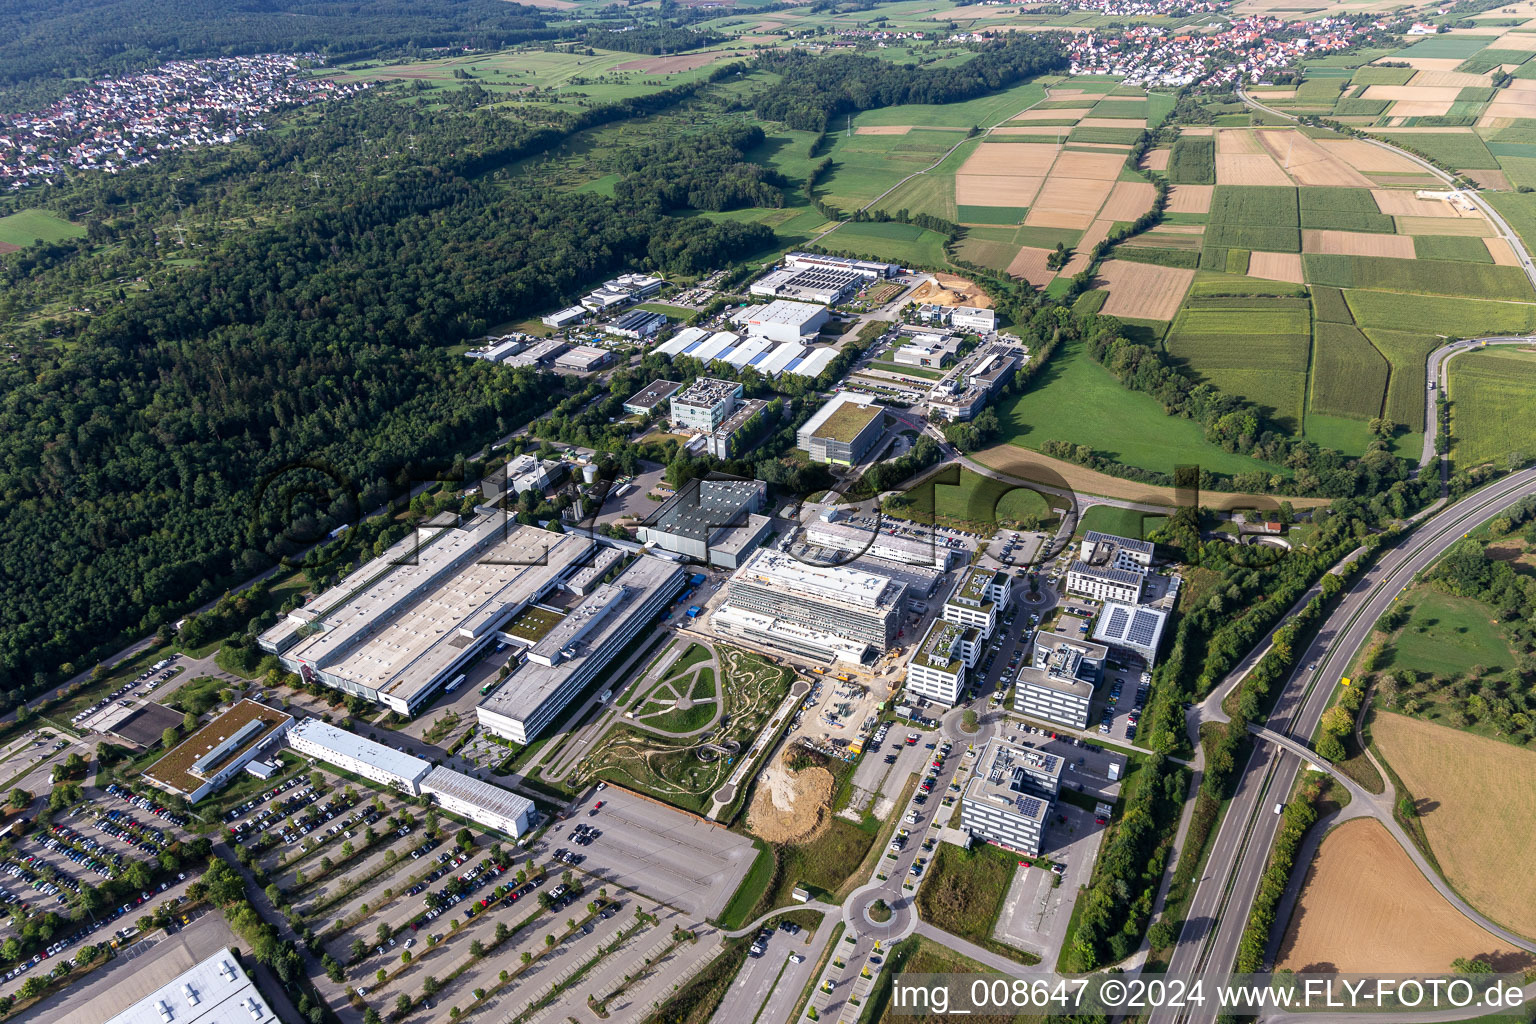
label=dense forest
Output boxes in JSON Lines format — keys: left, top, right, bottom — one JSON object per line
{"left": 752, "top": 35, "right": 1068, "bottom": 131}
{"left": 0, "top": 74, "right": 777, "bottom": 695}
{"left": 581, "top": 26, "right": 729, "bottom": 55}
{"left": 613, "top": 124, "right": 787, "bottom": 211}
{"left": 0, "top": 0, "right": 556, "bottom": 110}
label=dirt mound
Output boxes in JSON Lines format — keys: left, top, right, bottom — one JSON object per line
{"left": 747, "top": 758, "right": 835, "bottom": 844}
{"left": 907, "top": 274, "right": 995, "bottom": 309}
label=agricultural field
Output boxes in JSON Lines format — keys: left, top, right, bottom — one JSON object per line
{"left": 1310, "top": 322, "right": 1389, "bottom": 421}
{"left": 1164, "top": 296, "right": 1311, "bottom": 431}
{"left": 0, "top": 208, "right": 85, "bottom": 250}
{"left": 1204, "top": 185, "right": 1300, "bottom": 253}
{"left": 1278, "top": 818, "right": 1530, "bottom": 973}
{"left": 1373, "top": 712, "right": 1536, "bottom": 940}
{"left": 1447, "top": 346, "right": 1536, "bottom": 468}
{"left": 820, "top": 219, "right": 951, "bottom": 267}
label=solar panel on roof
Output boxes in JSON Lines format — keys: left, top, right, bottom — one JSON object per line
{"left": 1127, "top": 610, "right": 1159, "bottom": 647}
{"left": 1016, "top": 795, "right": 1043, "bottom": 818}
{"left": 1106, "top": 606, "right": 1129, "bottom": 636}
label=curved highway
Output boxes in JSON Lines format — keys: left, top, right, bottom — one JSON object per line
{"left": 1152, "top": 467, "right": 1536, "bottom": 1024}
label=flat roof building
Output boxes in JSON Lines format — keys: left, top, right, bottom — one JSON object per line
{"left": 1067, "top": 531, "right": 1154, "bottom": 605}
{"left": 943, "top": 566, "right": 1011, "bottom": 641}
{"left": 906, "top": 618, "right": 981, "bottom": 706}
{"left": 502, "top": 338, "right": 570, "bottom": 368}
{"left": 277, "top": 521, "right": 589, "bottom": 715}
{"left": 961, "top": 738, "right": 1063, "bottom": 856}
{"left": 104, "top": 947, "right": 278, "bottom": 1024}
{"left": 731, "top": 300, "right": 830, "bottom": 344}
{"left": 604, "top": 309, "right": 667, "bottom": 340}
{"left": 543, "top": 306, "right": 586, "bottom": 328}
{"left": 555, "top": 345, "right": 615, "bottom": 373}
{"left": 478, "top": 556, "right": 686, "bottom": 744}
{"left": 750, "top": 265, "right": 864, "bottom": 304}
{"left": 670, "top": 377, "right": 742, "bottom": 432}
{"left": 623, "top": 379, "right": 683, "bottom": 417}
{"left": 144, "top": 700, "right": 293, "bottom": 804}
{"left": 928, "top": 341, "right": 1025, "bottom": 421}
{"left": 951, "top": 305, "right": 997, "bottom": 332}
{"left": 421, "top": 766, "right": 535, "bottom": 838}
{"left": 715, "top": 549, "right": 906, "bottom": 664}
{"left": 802, "top": 519, "right": 958, "bottom": 570}
{"left": 638, "top": 477, "right": 769, "bottom": 568}
{"left": 1092, "top": 601, "right": 1169, "bottom": 667}
{"left": 1013, "top": 630, "right": 1106, "bottom": 729}
{"left": 797, "top": 393, "right": 885, "bottom": 466}
{"left": 784, "top": 252, "right": 898, "bottom": 279}
{"left": 288, "top": 717, "right": 432, "bottom": 794}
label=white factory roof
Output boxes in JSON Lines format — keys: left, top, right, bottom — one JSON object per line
{"left": 421, "top": 766, "right": 534, "bottom": 824}
{"left": 724, "top": 336, "right": 772, "bottom": 368}
{"left": 734, "top": 548, "right": 901, "bottom": 611}
{"left": 755, "top": 342, "right": 806, "bottom": 378}
{"left": 1092, "top": 601, "right": 1168, "bottom": 653}
{"left": 732, "top": 299, "right": 828, "bottom": 328}
{"left": 787, "top": 347, "right": 838, "bottom": 378}
{"left": 656, "top": 326, "right": 708, "bottom": 357}
{"left": 289, "top": 719, "right": 431, "bottom": 784}
{"left": 689, "top": 331, "right": 739, "bottom": 363}
{"left": 103, "top": 947, "right": 277, "bottom": 1024}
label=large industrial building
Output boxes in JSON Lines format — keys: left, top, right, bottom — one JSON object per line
{"left": 803, "top": 517, "right": 958, "bottom": 570}
{"left": 960, "top": 738, "right": 1063, "bottom": 856}
{"left": 144, "top": 700, "right": 293, "bottom": 804}
{"left": 478, "top": 555, "right": 686, "bottom": 744}
{"left": 784, "top": 252, "right": 899, "bottom": 279}
{"left": 712, "top": 549, "right": 906, "bottom": 664}
{"left": 604, "top": 309, "right": 667, "bottom": 340}
{"left": 104, "top": 947, "right": 278, "bottom": 1024}
{"left": 638, "top": 477, "right": 771, "bottom": 568}
{"left": 1092, "top": 600, "right": 1170, "bottom": 667}
{"left": 731, "top": 300, "right": 829, "bottom": 343}
{"left": 582, "top": 273, "right": 663, "bottom": 311}
{"left": 1066, "top": 531, "right": 1154, "bottom": 604}
{"left": 1013, "top": 629, "right": 1105, "bottom": 729}
{"left": 943, "top": 566, "right": 1011, "bottom": 641}
{"left": 798, "top": 393, "right": 886, "bottom": 466}
{"left": 260, "top": 521, "right": 590, "bottom": 716}
{"left": 555, "top": 345, "right": 615, "bottom": 372}
{"left": 750, "top": 265, "right": 864, "bottom": 305}
{"left": 905, "top": 618, "right": 980, "bottom": 706}
{"left": 928, "top": 341, "right": 1025, "bottom": 421}
{"left": 623, "top": 379, "right": 683, "bottom": 417}
{"left": 288, "top": 719, "right": 535, "bottom": 835}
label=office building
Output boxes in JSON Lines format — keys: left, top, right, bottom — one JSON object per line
{"left": 960, "top": 738, "right": 1063, "bottom": 856}
{"left": 707, "top": 397, "right": 769, "bottom": 459}
{"left": 670, "top": 377, "right": 743, "bottom": 432}
{"left": 288, "top": 718, "right": 433, "bottom": 794}
{"left": 1067, "top": 531, "right": 1154, "bottom": 604}
{"left": 798, "top": 393, "right": 885, "bottom": 466}
{"left": 951, "top": 305, "right": 997, "bottom": 332}
{"left": 1013, "top": 630, "right": 1105, "bottom": 729}
{"left": 638, "top": 477, "right": 771, "bottom": 568}
{"left": 604, "top": 309, "right": 667, "bottom": 340}
{"left": 784, "top": 252, "right": 898, "bottom": 280}
{"left": 543, "top": 306, "right": 586, "bottom": 328}
{"left": 929, "top": 341, "right": 1025, "bottom": 421}
{"left": 144, "top": 700, "right": 293, "bottom": 804}
{"left": 714, "top": 549, "right": 906, "bottom": 663}
{"left": 270, "top": 521, "right": 589, "bottom": 715}
{"left": 623, "top": 379, "right": 683, "bottom": 417}
{"left": 943, "top": 566, "right": 1011, "bottom": 640}
{"left": 582, "top": 273, "right": 664, "bottom": 311}
{"left": 478, "top": 556, "right": 686, "bottom": 743}
{"left": 555, "top": 345, "right": 615, "bottom": 373}
{"left": 1092, "top": 601, "right": 1169, "bottom": 667}
{"left": 731, "top": 300, "right": 829, "bottom": 343}
{"left": 906, "top": 618, "right": 981, "bottom": 706}
{"left": 750, "top": 265, "right": 863, "bottom": 304}
{"left": 893, "top": 330, "right": 959, "bottom": 369}
{"left": 421, "top": 766, "right": 534, "bottom": 838}
{"left": 104, "top": 947, "right": 278, "bottom": 1024}
{"left": 802, "top": 518, "right": 959, "bottom": 570}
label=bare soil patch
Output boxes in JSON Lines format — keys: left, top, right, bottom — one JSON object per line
{"left": 1216, "top": 129, "right": 1264, "bottom": 155}
{"left": 747, "top": 758, "right": 835, "bottom": 844}
{"left": 1316, "top": 139, "right": 1424, "bottom": 175}
{"left": 1094, "top": 259, "right": 1195, "bottom": 321}
{"left": 1408, "top": 70, "right": 1494, "bottom": 88}
{"left": 1079, "top": 117, "right": 1146, "bottom": 129}
{"left": 1006, "top": 246, "right": 1056, "bottom": 288}
{"left": 1372, "top": 189, "right": 1464, "bottom": 217}
{"left": 1363, "top": 85, "right": 1465, "bottom": 103}
{"left": 1394, "top": 214, "right": 1494, "bottom": 235}
{"left": 1216, "top": 153, "right": 1295, "bottom": 186}
{"left": 956, "top": 174, "right": 1045, "bottom": 207}
{"left": 1302, "top": 228, "right": 1416, "bottom": 258}
{"left": 1062, "top": 219, "right": 1113, "bottom": 276}
{"left": 1486, "top": 237, "right": 1520, "bottom": 265}
{"left": 1012, "top": 108, "right": 1090, "bottom": 122}
{"left": 1256, "top": 130, "right": 1374, "bottom": 188}
{"left": 1374, "top": 711, "right": 1536, "bottom": 939}
{"left": 1246, "top": 251, "right": 1305, "bottom": 283}
{"left": 1024, "top": 178, "right": 1113, "bottom": 228}
{"left": 959, "top": 142, "right": 1059, "bottom": 175}
{"left": 856, "top": 125, "right": 914, "bottom": 136}
{"left": 1278, "top": 818, "right": 1532, "bottom": 973}
{"left": 1465, "top": 167, "right": 1512, "bottom": 190}
{"left": 1140, "top": 148, "right": 1170, "bottom": 171}
{"left": 1098, "top": 181, "right": 1156, "bottom": 222}
{"left": 1052, "top": 150, "right": 1129, "bottom": 180}
{"left": 909, "top": 274, "right": 995, "bottom": 308}
{"left": 1165, "top": 185, "right": 1213, "bottom": 214}
{"left": 615, "top": 52, "right": 736, "bottom": 73}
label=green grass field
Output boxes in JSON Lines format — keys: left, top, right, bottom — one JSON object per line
{"left": 997, "top": 337, "right": 1287, "bottom": 478}
{"left": 1311, "top": 285, "right": 1354, "bottom": 325}
{"left": 952, "top": 236, "right": 1019, "bottom": 272}
{"left": 818, "top": 129, "right": 960, "bottom": 213}
{"left": 1346, "top": 289, "right": 1536, "bottom": 336}
{"left": 890, "top": 465, "right": 1056, "bottom": 529}
{"left": 1074, "top": 504, "right": 1164, "bottom": 541}
{"left": 1351, "top": 66, "right": 1416, "bottom": 86}
{"left": 820, "top": 219, "right": 949, "bottom": 267}
{"left": 1360, "top": 327, "right": 1446, "bottom": 431}
{"left": 1310, "top": 322, "right": 1389, "bottom": 421}
{"left": 1168, "top": 135, "right": 1215, "bottom": 185}
{"left": 1303, "top": 255, "right": 1534, "bottom": 301}
{"left": 0, "top": 209, "right": 85, "bottom": 248}
{"left": 1387, "top": 586, "right": 1517, "bottom": 678}
{"left": 1448, "top": 347, "right": 1536, "bottom": 468}
{"left": 957, "top": 204, "right": 1026, "bottom": 224}
{"left": 1186, "top": 270, "right": 1307, "bottom": 298}
{"left": 1373, "top": 131, "right": 1500, "bottom": 169}
{"left": 851, "top": 78, "right": 1048, "bottom": 128}
{"left": 1297, "top": 187, "right": 1394, "bottom": 233}
{"left": 1205, "top": 185, "right": 1300, "bottom": 252}
{"left": 1412, "top": 234, "right": 1493, "bottom": 263}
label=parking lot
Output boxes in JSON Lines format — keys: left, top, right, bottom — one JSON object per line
{"left": 992, "top": 804, "right": 1105, "bottom": 959}
{"left": 532, "top": 787, "right": 755, "bottom": 920}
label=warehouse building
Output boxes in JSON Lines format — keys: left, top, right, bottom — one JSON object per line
{"left": 421, "top": 766, "right": 534, "bottom": 837}
{"left": 555, "top": 345, "right": 615, "bottom": 373}
{"left": 1092, "top": 601, "right": 1169, "bottom": 667}
{"left": 928, "top": 341, "right": 1025, "bottom": 421}
{"left": 104, "top": 947, "right": 278, "bottom": 1024}
{"left": 797, "top": 393, "right": 885, "bottom": 466}
{"left": 784, "top": 252, "right": 898, "bottom": 279}
{"left": 467, "top": 337, "right": 524, "bottom": 363}
{"left": 713, "top": 549, "right": 906, "bottom": 663}
{"left": 785, "top": 346, "right": 838, "bottom": 379}
{"left": 943, "top": 566, "right": 1011, "bottom": 641}
{"left": 906, "top": 618, "right": 981, "bottom": 706}
{"left": 638, "top": 477, "right": 771, "bottom": 568}
{"left": 750, "top": 265, "right": 864, "bottom": 304}
{"left": 1067, "top": 532, "right": 1154, "bottom": 604}
{"left": 478, "top": 556, "right": 686, "bottom": 743}
{"left": 272, "top": 521, "right": 589, "bottom": 715}
{"left": 543, "top": 306, "right": 586, "bottom": 328}
{"left": 802, "top": 517, "right": 960, "bottom": 570}
{"left": 961, "top": 739, "right": 1062, "bottom": 856}
{"left": 623, "top": 379, "right": 683, "bottom": 417}
{"left": 144, "top": 700, "right": 293, "bottom": 804}
{"left": 723, "top": 335, "right": 772, "bottom": 370}
{"left": 654, "top": 326, "right": 709, "bottom": 358}
{"left": 604, "top": 309, "right": 667, "bottom": 340}
{"left": 670, "top": 377, "right": 743, "bottom": 432}
{"left": 731, "top": 300, "right": 829, "bottom": 343}
{"left": 289, "top": 717, "right": 432, "bottom": 794}
{"left": 754, "top": 342, "right": 806, "bottom": 379}
{"left": 502, "top": 338, "right": 570, "bottom": 368}
{"left": 1013, "top": 630, "right": 1105, "bottom": 729}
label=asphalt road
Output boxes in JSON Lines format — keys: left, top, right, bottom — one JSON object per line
{"left": 1154, "top": 467, "right": 1536, "bottom": 1024}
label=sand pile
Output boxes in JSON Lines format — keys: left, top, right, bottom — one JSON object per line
{"left": 747, "top": 758, "right": 834, "bottom": 844}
